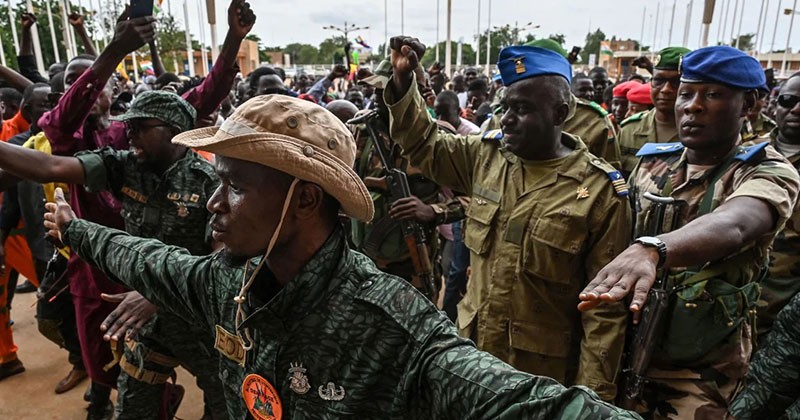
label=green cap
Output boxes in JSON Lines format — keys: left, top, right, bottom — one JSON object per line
{"left": 654, "top": 47, "right": 692, "bottom": 70}
{"left": 361, "top": 59, "right": 393, "bottom": 89}
{"left": 111, "top": 90, "right": 197, "bottom": 132}
{"left": 524, "top": 39, "right": 568, "bottom": 58}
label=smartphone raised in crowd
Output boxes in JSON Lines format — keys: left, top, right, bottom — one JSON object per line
{"left": 130, "top": 0, "right": 154, "bottom": 18}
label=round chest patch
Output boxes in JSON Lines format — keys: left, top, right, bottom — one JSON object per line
{"left": 242, "top": 374, "right": 283, "bottom": 420}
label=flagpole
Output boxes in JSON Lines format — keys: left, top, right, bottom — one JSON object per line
{"left": 485, "top": 0, "right": 491, "bottom": 75}
{"left": 683, "top": 0, "right": 693, "bottom": 47}
{"left": 9, "top": 0, "right": 20, "bottom": 54}
{"left": 0, "top": 31, "right": 5, "bottom": 66}
{"left": 768, "top": 0, "right": 781, "bottom": 69}
{"left": 26, "top": 0, "right": 46, "bottom": 74}
{"left": 195, "top": 0, "right": 208, "bottom": 75}
{"left": 476, "top": 0, "right": 480, "bottom": 67}
{"left": 205, "top": 0, "right": 218, "bottom": 62}
{"left": 183, "top": 0, "right": 195, "bottom": 76}
{"left": 45, "top": 0, "right": 61, "bottom": 63}
{"left": 445, "top": 0, "right": 451, "bottom": 76}
{"left": 735, "top": 0, "right": 746, "bottom": 49}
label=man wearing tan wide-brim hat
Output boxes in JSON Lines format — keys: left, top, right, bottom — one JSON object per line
{"left": 43, "top": 94, "right": 639, "bottom": 419}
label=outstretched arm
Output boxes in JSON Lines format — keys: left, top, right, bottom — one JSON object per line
{"left": 0, "top": 140, "right": 84, "bottom": 185}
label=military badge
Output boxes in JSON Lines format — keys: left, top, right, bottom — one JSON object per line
{"left": 177, "top": 203, "right": 189, "bottom": 218}
{"left": 318, "top": 382, "right": 346, "bottom": 401}
{"left": 576, "top": 186, "right": 590, "bottom": 200}
{"left": 514, "top": 57, "right": 526, "bottom": 74}
{"left": 242, "top": 374, "right": 283, "bottom": 420}
{"left": 214, "top": 325, "right": 246, "bottom": 367}
{"left": 654, "top": 54, "right": 662, "bottom": 67}
{"left": 288, "top": 362, "right": 310, "bottom": 395}
{"left": 167, "top": 192, "right": 180, "bottom": 201}
{"left": 189, "top": 194, "right": 200, "bottom": 203}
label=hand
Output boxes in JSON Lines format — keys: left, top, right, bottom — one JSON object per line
{"left": 68, "top": 13, "right": 84, "bottom": 27}
{"left": 20, "top": 13, "right": 36, "bottom": 30}
{"left": 389, "top": 196, "right": 436, "bottom": 223}
{"left": 100, "top": 291, "right": 158, "bottom": 341}
{"left": 632, "top": 56, "right": 653, "bottom": 70}
{"left": 44, "top": 188, "right": 76, "bottom": 245}
{"left": 421, "top": 85, "right": 436, "bottom": 108}
{"left": 390, "top": 36, "right": 426, "bottom": 94}
{"left": 578, "top": 243, "right": 660, "bottom": 322}
{"left": 110, "top": 7, "right": 156, "bottom": 55}
{"left": 227, "top": 0, "right": 256, "bottom": 40}
{"left": 328, "top": 64, "right": 349, "bottom": 81}
{"left": 462, "top": 107, "right": 476, "bottom": 123}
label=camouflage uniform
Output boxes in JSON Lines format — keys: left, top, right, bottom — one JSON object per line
{"left": 728, "top": 292, "right": 800, "bottom": 419}
{"left": 618, "top": 109, "right": 680, "bottom": 176}
{"left": 482, "top": 97, "right": 622, "bottom": 169}
{"left": 629, "top": 140, "right": 800, "bottom": 419}
{"left": 62, "top": 219, "right": 642, "bottom": 419}
{"left": 75, "top": 147, "right": 226, "bottom": 419}
{"left": 385, "top": 75, "right": 632, "bottom": 401}
{"left": 751, "top": 130, "right": 800, "bottom": 346}
{"left": 742, "top": 114, "right": 778, "bottom": 142}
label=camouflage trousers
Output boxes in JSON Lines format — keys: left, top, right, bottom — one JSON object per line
{"left": 115, "top": 314, "right": 227, "bottom": 420}
{"left": 640, "top": 375, "right": 743, "bottom": 420}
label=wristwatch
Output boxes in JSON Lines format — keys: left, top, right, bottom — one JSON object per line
{"left": 633, "top": 236, "right": 667, "bottom": 268}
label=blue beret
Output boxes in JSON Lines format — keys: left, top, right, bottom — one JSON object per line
{"left": 498, "top": 46, "right": 572, "bottom": 86}
{"left": 680, "top": 46, "right": 767, "bottom": 90}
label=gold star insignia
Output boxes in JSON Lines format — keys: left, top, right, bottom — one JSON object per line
{"left": 576, "top": 186, "right": 590, "bottom": 200}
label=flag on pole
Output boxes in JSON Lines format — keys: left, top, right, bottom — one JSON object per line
{"left": 600, "top": 41, "right": 614, "bottom": 56}
{"left": 154, "top": 0, "right": 164, "bottom": 14}
{"left": 355, "top": 36, "right": 371, "bottom": 50}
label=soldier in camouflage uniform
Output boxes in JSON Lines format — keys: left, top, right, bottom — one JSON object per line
{"left": 618, "top": 47, "right": 691, "bottom": 176}
{"left": 0, "top": 91, "right": 226, "bottom": 419}
{"left": 727, "top": 293, "right": 800, "bottom": 419}
{"left": 385, "top": 39, "right": 631, "bottom": 401}
{"left": 751, "top": 73, "right": 800, "bottom": 346}
{"left": 43, "top": 93, "right": 642, "bottom": 419}
{"left": 579, "top": 46, "right": 800, "bottom": 419}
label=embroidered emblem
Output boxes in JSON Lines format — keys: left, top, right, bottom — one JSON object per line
{"left": 166, "top": 192, "right": 180, "bottom": 201}
{"left": 177, "top": 203, "right": 189, "bottom": 218}
{"left": 288, "top": 363, "right": 311, "bottom": 395}
{"left": 576, "top": 186, "right": 590, "bottom": 200}
{"left": 514, "top": 57, "right": 526, "bottom": 74}
{"left": 242, "top": 374, "right": 282, "bottom": 420}
{"left": 121, "top": 186, "right": 148, "bottom": 203}
{"left": 189, "top": 194, "right": 200, "bottom": 203}
{"left": 318, "top": 382, "right": 346, "bottom": 401}
{"left": 607, "top": 170, "right": 629, "bottom": 197}
{"left": 214, "top": 325, "right": 246, "bottom": 367}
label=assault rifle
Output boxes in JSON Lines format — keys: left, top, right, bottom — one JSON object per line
{"left": 619, "top": 192, "right": 685, "bottom": 410}
{"left": 348, "top": 111, "right": 437, "bottom": 300}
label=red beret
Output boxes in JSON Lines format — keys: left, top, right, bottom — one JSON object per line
{"left": 612, "top": 81, "right": 640, "bottom": 98}
{"left": 626, "top": 82, "right": 653, "bottom": 105}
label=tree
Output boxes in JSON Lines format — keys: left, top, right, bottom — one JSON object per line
{"left": 549, "top": 33, "right": 567, "bottom": 45}
{"left": 730, "top": 33, "right": 756, "bottom": 51}
{"left": 283, "top": 43, "right": 319, "bottom": 64}
{"left": 419, "top": 41, "right": 477, "bottom": 69}
{"left": 581, "top": 29, "right": 606, "bottom": 65}
{"left": 318, "top": 36, "right": 347, "bottom": 65}
{"left": 246, "top": 34, "right": 272, "bottom": 64}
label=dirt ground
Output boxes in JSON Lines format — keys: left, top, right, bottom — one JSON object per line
{"left": 0, "top": 291, "right": 204, "bottom": 420}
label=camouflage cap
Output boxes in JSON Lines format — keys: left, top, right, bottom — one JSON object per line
{"left": 111, "top": 90, "right": 197, "bottom": 132}
{"left": 361, "top": 59, "right": 392, "bottom": 89}
{"left": 654, "top": 46, "right": 692, "bottom": 70}
{"left": 524, "top": 39, "right": 568, "bottom": 58}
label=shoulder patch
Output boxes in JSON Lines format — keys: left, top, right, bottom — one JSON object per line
{"left": 589, "top": 158, "right": 629, "bottom": 197}
{"left": 482, "top": 129, "right": 503, "bottom": 141}
{"left": 636, "top": 142, "right": 685, "bottom": 157}
{"left": 734, "top": 141, "right": 769, "bottom": 162}
{"left": 619, "top": 111, "right": 645, "bottom": 127}
{"left": 586, "top": 100, "right": 610, "bottom": 117}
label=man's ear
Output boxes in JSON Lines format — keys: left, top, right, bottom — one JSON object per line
{"left": 741, "top": 90, "right": 758, "bottom": 118}
{"left": 294, "top": 182, "right": 325, "bottom": 220}
{"left": 554, "top": 102, "right": 570, "bottom": 126}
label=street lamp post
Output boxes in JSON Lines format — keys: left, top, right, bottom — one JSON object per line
{"left": 782, "top": 2, "right": 800, "bottom": 76}
{"left": 485, "top": 0, "right": 491, "bottom": 75}
{"left": 323, "top": 21, "right": 370, "bottom": 66}
{"left": 492, "top": 22, "right": 540, "bottom": 47}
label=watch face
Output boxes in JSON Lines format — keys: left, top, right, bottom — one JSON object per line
{"left": 637, "top": 237, "right": 661, "bottom": 246}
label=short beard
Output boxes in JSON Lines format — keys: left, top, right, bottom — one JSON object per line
{"left": 216, "top": 249, "right": 250, "bottom": 267}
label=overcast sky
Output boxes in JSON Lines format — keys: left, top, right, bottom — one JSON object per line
{"left": 167, "top": 0, "right": 800, "bottom": 57}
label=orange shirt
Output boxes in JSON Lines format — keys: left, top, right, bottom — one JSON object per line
{"left": 0, "top": 111, "right": 31, "bottom": 142}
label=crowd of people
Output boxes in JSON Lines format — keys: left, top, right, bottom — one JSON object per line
{"left": 0, "top": 1, "right": 800, "bottom": 419}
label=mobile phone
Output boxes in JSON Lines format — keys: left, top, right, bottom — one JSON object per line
{"left": 130, "top": 0, "right": 154, "bottom": 18}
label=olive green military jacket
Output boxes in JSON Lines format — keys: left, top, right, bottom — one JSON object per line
{"left": 753, "top": 131, "right": 800, "bottom": 343}
{"left": 566, "top": 98, "right": 622, "bottom": 170}
{"left": 385, "top": 76, "right": 632, "bottom": 401}
{"left": 630, "top": 140, "right": 800, "bottom": 380}
{"left": 618, "top": 109, "right": 678, "bottom": 176}
{"left": 63, "top": 219, "right": 642, "bottom": 420}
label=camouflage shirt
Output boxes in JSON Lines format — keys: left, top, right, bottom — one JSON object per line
{"left": 63, "top": 219, "right": 642, "bottom": 420}
{"left": 728, "top": 292, "right": 800, "bottom": 420}
{"left": 385, "top": 74, "right": 632, "bottom": 401}
{"left": 75, "top": 147, "right": 219, "bottom": 255}
{"left": 630, "top": 140, "right": 800, "bottom": 379}
{"left": 618, "top": 109, "right": 679, "bottom": 176}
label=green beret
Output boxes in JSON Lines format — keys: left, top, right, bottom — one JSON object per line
{"left": 654, "top": 47, "right": 692, "bottom": 70}
{"left": 524, "top": 39, "right": 568, "bottom": 58}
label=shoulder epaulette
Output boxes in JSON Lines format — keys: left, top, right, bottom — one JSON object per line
{"left": 734, "top": 142, "right": 769, "bottom": 162}
{"left": 481, "top": 129, "right": 503, "bottom": 142}
{"left": 589, "top": 158, "right": 629, "bottom": 197}
{"left": 619, "top": 111, "right": 646, "bottom": 127}
{"left": 636, "top": 142, "right": 685, "bottom": 157}
{"left": 586, "top": 100, "right": 610, "bottom": 117}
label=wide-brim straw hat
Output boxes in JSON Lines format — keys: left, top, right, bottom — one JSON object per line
{"left": 172, "top": 94, "right": 374, "bottom": 221}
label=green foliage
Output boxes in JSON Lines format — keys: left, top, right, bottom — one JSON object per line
{"left": 283, "top": 43, "right": 319, "bottom": 64}
{"left": 581, "top": 29, "right": 607, "bottom": 64}
{"left": 420, "top": 41, "right": 477, "bottom": 69}
{"left": 730, "top": 33, "right": 756, "bottom": 51}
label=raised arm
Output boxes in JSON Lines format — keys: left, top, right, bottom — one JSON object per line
{"left": 40, "top": 9, "right": 155, "bottom": 153}
{"left": 148, "top": 40, "right": 166, "bottom": 77}
{"left": 0, "top": 66, "right": 33, "bottom": 92}
{"left": 181, "top": 0, "right": 255, "bottom": 120}
{"left": 16, "top": 13, "right": 49, "bottom": 84}
{"left": 68, "top": 13, "right": 98, "bottom": 57}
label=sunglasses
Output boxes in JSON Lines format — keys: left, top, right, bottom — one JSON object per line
{"left": 651, "top": 77, "right": 681, "bottom": 89}
{"left": 778, "top": 94, "right": 800, "bottom": 109}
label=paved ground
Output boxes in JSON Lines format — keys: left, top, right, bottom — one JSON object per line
{"left": 0, "top": 291, "right": 204, "bottom": 420}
